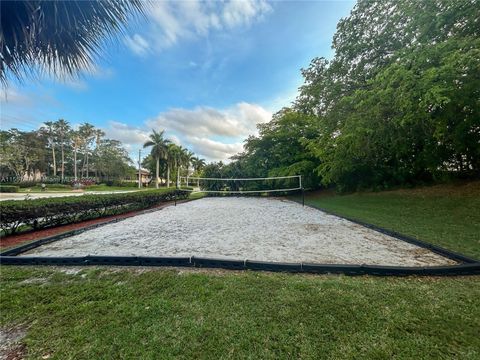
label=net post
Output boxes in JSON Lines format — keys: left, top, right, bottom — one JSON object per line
{"left": 175, "top": 180, "right": 178, "bottom": 206}
{"left": 300, "top": 175, "right": 305, "bottom": 207}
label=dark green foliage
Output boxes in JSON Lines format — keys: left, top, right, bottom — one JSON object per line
{"left": 230, "top": 0, "right": 480, "bottom": 192}
{"left": 0, "top": 189, "right": 188, "bottom": 235}
{"left": 102, "top": 180, "right": 138, "bottom": 188}
{"left": 310, "top": 37, "right": 480, "bottom": 191}
{"left": 199, "top": 161, "right": 302, "bottom": 194}
{"left": 199, "top": 109, "right": 320, "bottom": 191}
{"left": 0, "top": 185, "right": 19, "bottom": 193}
{"left": 1, "top": 181, "right": 38, "bottom": 188}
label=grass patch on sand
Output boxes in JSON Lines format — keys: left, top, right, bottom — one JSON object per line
{"left": 1, "top": 266, "right": 479, "bottom": 359}
{"left": 298, "top": 181, "right": 480, "bottom": 260}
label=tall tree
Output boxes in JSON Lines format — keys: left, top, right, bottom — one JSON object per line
{"left": 71, "top": 131, "right": 83, "bottom": 181}
{"left": 191, "top": 156, "right": 206, "bottom": 186}
{"left": 143, "top": 130, "right": 170, "bottom": 189}
{"left": 40, "top": 121, "right": 57, "bottom": 176}
{"left": 94, "top": 139, "right": 133, "bottom": 179}
{"left": 78, "top": 123, "right": 95, "bottom": 178}
{"left": 55, "top": 119, "right": 71, "bottom": 182}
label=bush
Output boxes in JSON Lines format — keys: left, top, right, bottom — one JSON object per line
{"left": 5, "top": 181, "right": 37, "bottom": 188}
{"left": 0, "top": 189, "right": 189, "bottom": 235}
{"left": 104, "top": 180, "right": 137, "bottom": 187}
{"left": 0, "top": 185, "right": 19, "bottom": 193}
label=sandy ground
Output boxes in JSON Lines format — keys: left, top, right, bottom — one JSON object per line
{"left": 0, "top": 190, "right": 137, "bottom": 201}
{"left": 22, "top": 197, "right": 456, "bottom": 266}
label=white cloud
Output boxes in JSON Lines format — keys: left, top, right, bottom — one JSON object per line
{"left": 188, "top": 137, "right": 244, "bottom": 161}
{"left": 146, "top": 102, "right": 270, "bottom": 162}
{"left": 104, "top": 121, "right": 150, "bottom": 147}
{"left": 87, "top": 65, "right": 115, "bottom": 79}
{"left": 223, "top": 0, "right": 272, "bottom": 28}
{"left": 103, "top": 102, "right": 270, "bottom": 162}
{"left": 167, "top": 134, "right": 181, "bottom": 145}
{"left": 146, "top": 102, "right": 271, "bottom": 139}
{"left": 1, "top": 87, "right": 32, "bottom": 106}
{"left": 62, "top": 78, "right": 88, "bottom": 91}
{"left": 1, "top": 86, "right": 61, "bottom": 130}
{"left": 127, "top": 0, "right": 272, "bottom": 55}
{"left": 56, "top": 65, "right": 115, "bottom": 91}
{"left": 124, "top": 34, "right": 150, "bottom": 56}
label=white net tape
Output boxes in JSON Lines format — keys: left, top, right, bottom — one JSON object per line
{"left": 178, "top": 175, "right": 302, "bottom": 194}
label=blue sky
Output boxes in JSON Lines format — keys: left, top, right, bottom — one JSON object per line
{"left": 1, "top": 0, "right": 355, "bottom": 161}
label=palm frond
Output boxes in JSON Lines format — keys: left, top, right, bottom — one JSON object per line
{"left": 143, "top": 140, "right": 155, "bottom": 148}
{"left": 1, "top": 0, "right": 144, "bottom": 85}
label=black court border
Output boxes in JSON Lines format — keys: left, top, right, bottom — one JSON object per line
{"left": 1, "top": 199, "right": 479, "bottom": 276}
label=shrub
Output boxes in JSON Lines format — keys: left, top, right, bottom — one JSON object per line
{"left": 6, "top": 181, "right": 37, "bottom": 188}
{"left": 0, "top": 185, "right": 19, "bottom": 193}
{"left": 104, "top": 180, "right": 138, "bottom": 187}
{"left": 0, "top": 189, "right": 189, "bottom": 235}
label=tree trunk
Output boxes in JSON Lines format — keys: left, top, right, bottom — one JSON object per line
{"left": 74, "top": 149, "right": 78, "bottom": 180}
{"left": 61, "top": 143, "right": 65, "bottom": 182}
{"left": 52, "top": 145, "right": 57, "bottom": 177}
{"left": 155, "top": 157, "right": 159, "bottom": 189}
{"left": 167, "top": 164, "right": 170, "bottom": 188}
{"left": 177, "top": 166, "right": 180, "bottom": 188}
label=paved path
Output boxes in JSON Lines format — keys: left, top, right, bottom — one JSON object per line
{"left": 0, "top": 190, "right": 139, "bottom": 201}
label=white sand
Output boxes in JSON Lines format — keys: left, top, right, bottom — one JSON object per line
{"left": 22, "top": 197, "right": 455, "bottom": 266}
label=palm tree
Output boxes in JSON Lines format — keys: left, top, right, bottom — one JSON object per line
{"left": 179, "top": 147, "right": 194, "bottom": 186}
{"left": 143, "top": 130, "right": 170, "bottom": 189}
{"left": 192, "top": 157, "right": 206, "bottom": 174}
{"left": 191, "top": 157, "right": 206, "bottom": 186}
{"left": 1, "top": 0, "right": 144, "bottom": 85}
{"left": 166, "top": 144, "right": 181, "bottom": 188}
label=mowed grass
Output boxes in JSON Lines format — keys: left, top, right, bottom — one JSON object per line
{"left": 1, "top": 266, "right": 479, "bottom": 360}
{"left": 299, "top": 181, "right": 480, "bottom": 260}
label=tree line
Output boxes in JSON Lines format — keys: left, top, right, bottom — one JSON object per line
{"left": 0, "top": 120, "right": 134, "bottom": 182}
{"left": 211, "top": 0, "right": 480, "bottom": 192}
{"left": 0, "top": 124, "right": 206, "bottom": 187}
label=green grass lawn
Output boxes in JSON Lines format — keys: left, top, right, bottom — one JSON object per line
{"left": 297, "top": 181, "right": 480, "bottom": 260}
{"left": 84, "top": 185, "right": 143, "bottom": 191}
{"left": 1, "top": 267, "right": 479, "bottom": 359}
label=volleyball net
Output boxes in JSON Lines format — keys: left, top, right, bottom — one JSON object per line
{"left": 178, "top": 175, "right": 303, "bottom": 194}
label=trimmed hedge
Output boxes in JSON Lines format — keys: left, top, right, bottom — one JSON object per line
{"left": 0, "top": 185, "right": 19, "bottom": 193}
{"left": 2, "top": 181, "right": 37, "bottom": 188}
{"left": 0, "top": 189, "right": 189, "bottom": 235}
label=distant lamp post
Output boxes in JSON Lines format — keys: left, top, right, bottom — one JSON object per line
{"left": 138, "top": 149, "right": 142, "bottom": 189}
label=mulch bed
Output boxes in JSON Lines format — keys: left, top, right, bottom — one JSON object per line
{"left": 0, "top": 200, "right": 183, "bottom": 250}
